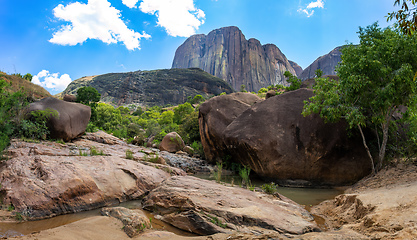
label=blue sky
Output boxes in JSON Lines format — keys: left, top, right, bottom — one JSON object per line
{"left": 1, "top": 0, "right": 399, "bottom": 95}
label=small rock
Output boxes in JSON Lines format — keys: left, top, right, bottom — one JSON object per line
{"left": 175, "top": 150, "right": 188, "bottom": 156}
{"left": 159, "top": 132, "right": 185, "bottom": 153}
{"left": 63, "top": 94, "right": 77, "bottom": 102}
{"left": 183, "top": 146, "right": 194, "bottom": 156}
{"left": 101, "top": 207, "right": 151, "bottom": 237}
{"left": 265, "top": 90, "right": 276, "bottom": 99}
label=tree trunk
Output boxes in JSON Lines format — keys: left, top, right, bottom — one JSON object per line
{"left": 358, "top": 124, "right": 376, "bottom": 175}
{"left": 378, "top": 112, "right": 393, "bottom": 170}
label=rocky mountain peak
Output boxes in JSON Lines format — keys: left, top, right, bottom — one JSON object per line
{"left": 172, "top": 26, "right": 298, "bottom": 92}
{"left": 299, "top": 46, "right": 343, "bottom": 80}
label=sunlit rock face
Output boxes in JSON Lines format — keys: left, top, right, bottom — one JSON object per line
{"left": 172, "top": 26, "right": 298, "bottom": 92}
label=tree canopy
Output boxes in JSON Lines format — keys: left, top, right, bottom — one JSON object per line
{"left": 76, "top": 86, "right": 101, "bottom": 105}
{"left": 303, "top": 23, "right": 417, "bottom": 173}
{"left": 387, "top": 0, "right": 417, "bottom": 35}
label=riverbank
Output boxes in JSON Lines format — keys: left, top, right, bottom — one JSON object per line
{"left": 311, "top": 162, "right": 417, "bottom": 239}
{"left": 7, "top": 162, "right": 417, "bottom": 240}
{"left": 2, "top": 132, "right": 417, "bottom": 239}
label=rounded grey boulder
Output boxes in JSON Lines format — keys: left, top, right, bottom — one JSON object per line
{"left": 27, "top": 97, "right": 91, "bottom": 141}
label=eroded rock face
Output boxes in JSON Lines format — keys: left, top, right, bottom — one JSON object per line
{"left": 300, "top": 46, "right": 343, "bottom": 80}
{"left": 142, "top": 176, "right": 319, "bottom": 236}
{"left": 0, "top": 136, "right": 184, "bottom": 220}
{"left": 172, "top": 26, "right": 298, "bottom": 92}
{"left": 198, "top": 92, "right": 261, "bottom": 163}
{"left": 223, "top": 88, "right": 371, "bottom": 186}
{"left": 27, "top": 97, "right": 91, "bottom": 141}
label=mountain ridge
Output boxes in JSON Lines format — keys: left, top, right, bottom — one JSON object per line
{"left": 59, "top": 68, "right": 234, "bottom": 107}
{"left": 172, "top": 26, "right": 298, "bottom": 92}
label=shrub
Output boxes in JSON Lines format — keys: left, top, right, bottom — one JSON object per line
{"left": 261, "top": 182, "right": 278, "bottom": 194}
{"left": 191, "top": 141, "right": 204, "bottom": 156}
{"left": 125, "top": 149, "right": 134, "bottom": 159}
{"left": 214, "top": 162, "right": 223, "bottom": 183}
{"left": 90, "top": 146, "right": 104, "bottom": 156}
{"left": 239, "top": 165, "right": 251, "bottom": 187}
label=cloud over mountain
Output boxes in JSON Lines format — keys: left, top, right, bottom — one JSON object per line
{"left": 139, "top": 0, "right": 205, "bottom": 37}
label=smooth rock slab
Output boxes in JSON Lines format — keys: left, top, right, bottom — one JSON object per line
{"left": 142, "top": 176, "right": 319, "bottom": 236}
{"left": 0, "top": 140, "right": 183, "bottom": 220}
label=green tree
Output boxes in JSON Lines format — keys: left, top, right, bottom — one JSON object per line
{"left": 76, "top": 86, "right": 101, "bottom": 122}
{"left": 191, "top": 95, "right": 205, "bottom": 104}
{"left": 284, "top": 71, "right": 302, "bottom": 91}
{"left": 23, "top": 73, "right": 33, "bottom": 82}
{"left": 303, "top": 23, "right": 417, "bottom": 174}
{"left": 0, "top": 80, "right": 27, "bottom": 155}
{"left": 76, "top": 86, "right": 101, "bottom": 105}
{"left": 387, "top": 0, "right": 417, "bottom": 35}
{"left": 173, "top": 102, "right": 194, "bottom": 124}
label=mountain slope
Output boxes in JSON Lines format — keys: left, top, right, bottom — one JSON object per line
{"left": 0, "top": 71, "right": 51, "bottom": 99}
{"left": 60, "top": 68, "right": 234, "bottom": 107}
{"left": 299, "top": 46, "right": 343, "bottom": 80}
{"left": 172, "top": 26, "right": 298, "bottom": 92}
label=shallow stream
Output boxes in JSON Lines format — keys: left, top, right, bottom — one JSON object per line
{"left": 0, "top": 174, "right": 344, "bottom": 238}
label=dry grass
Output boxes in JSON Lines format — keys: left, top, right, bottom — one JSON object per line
{"left": 0, "top": 72, "right": 51, "bottom": 99}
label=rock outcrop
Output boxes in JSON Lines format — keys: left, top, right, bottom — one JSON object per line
{"left": 172, "top": 26, "right": 298, "bottom": 92}
{"left": 60, "top": 68, "right": 234, "bottom": 107}
{"left": 198, "top": 92, "right": 261, "bottom": 163}
{"left": 289, "top": 60, "right": 303, "bottom": 77}
{"left": 142, "top": 176, "right": 319, "bottom": 236}
{"left": 27, "top": 97, "right": 91, "bottom": 141}
{"left": 299, "top": 46, "right": 343, "bottom": 80}
{"left": 0, "top": 133, "right": 185, "bottom": 220}
{"left": 223, "top": 89, "right": 371, "bottom": 186}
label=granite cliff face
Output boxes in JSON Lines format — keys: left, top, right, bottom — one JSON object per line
{"left": 60, "top": 68, "right": 234, "bottom": 107}
{"left": 172, "top": 26, "right": 298, "bottom": 92}
{"left": 299, "top": 46, "right": 343, "bottom": 80}
{"left": 289, "top": 60, "right": 303, "bottom": 76}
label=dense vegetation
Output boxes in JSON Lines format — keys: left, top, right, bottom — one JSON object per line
{"left": 0, "top": 73, "right": 56, "bottom": 157}
{"left": 303, "top": 23, "right": 417, "bottom": 173}
{"left": 76, "top": 86, "right": 205, "bottom": 156}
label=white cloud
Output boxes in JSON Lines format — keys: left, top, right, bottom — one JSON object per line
{"left": 32, "top": 70, "right": 72, "bottom": 92}
{"left": 307, "top": 0, "right": 324, "bottom": 9}
{"left": 122, "top": 0, "right": 139, "bottom": 8}
{"left": 139, "top": 0, "right": 205, "bottom": 37}
{"left": 298, "top": 0, "right": 324, "bottom": 18}
{"left": 49, "top": 0, "right": 150, "bottom": 50}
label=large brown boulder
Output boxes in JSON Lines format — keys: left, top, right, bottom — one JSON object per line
{"left": 142, "top": 176, "right": 319, "bottom": 236}
{"left": 27, "top": 97, "right": 91, "bottom": 141}
{"left": 198, "top": 92, "right": 261, "bottom": 163}
{"left": 0, "top": 137, "right": 184, "bottom": 220}
{"left": 159, "top": 132, "right": 185, "bottom": 153}
{"left": 223, "top": 88, "right": 372, "bottom": 186}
